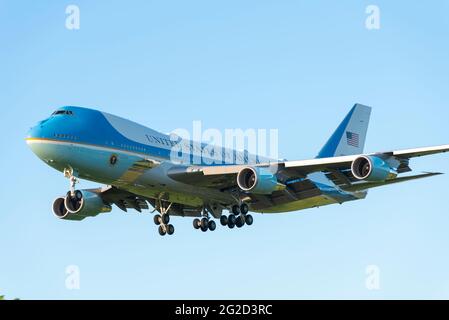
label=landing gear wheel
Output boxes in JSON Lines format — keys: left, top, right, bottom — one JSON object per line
{"left": 200, "top": 224, "right": 208, "bottom": 232}
{"left": 220, "top": 215, "right": 228, "bottom": 226}
{"left": 158, "top": 225, "right": 166, "bottom": 236}
{"left": 161, "top": 214, "right": 170, "bottom": 225}
{"left": 193, "top": 218, "right": 201, "bottom": 229}
{"left": 228, "top": 214, "right": 236, "bottom": 229}
{"left": 153, "top": 214, "right": 161, "bottom": 225}
{"left": 232, "top": 205, "right": 240, "bottom": 215}
{"left": 245, "top": 214, "right": 253, "bottom": 226}
{"left": 200, "top": 218, "right": 209, "bottom": 229}
{"left": 208, "top": 220, "right": 216, "bottom": 231}
{"left": 240, "top": 203, "right": 249, "bottom": 215}
{"left": 236, "top": 216, "right": 245, "bottom": 228}
{"left": 167, "top": 224, "right": 175, "bottom": 235}
{"left": 153, "top": 198, "right": 174, "bottom": 237}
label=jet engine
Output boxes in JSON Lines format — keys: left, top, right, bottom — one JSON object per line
{"left": 351, "top": 155, "right": 397, "bottom": 182}
{"left": 237, "top": 167, "right": 285, "bottom": 194}
{"left": 52, "top": 189, "right": 112, "bottom": 221}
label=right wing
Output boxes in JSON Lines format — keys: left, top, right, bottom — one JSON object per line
{"left": 98, "top": 186, "right": 203, "bottom": 217}
{"left": 96, "top": 186, "right": 150, "bottom": 212}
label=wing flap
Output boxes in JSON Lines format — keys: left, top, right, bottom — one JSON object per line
{"left": 167, "top": 165, "right": 239, "bottom": 188}
{"left": 341, "top": 172, "right": 443, "bottom": 192}
{"left": 98, "top": 186, "right": 150, "bottom": 212}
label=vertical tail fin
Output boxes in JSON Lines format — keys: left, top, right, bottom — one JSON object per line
{"left": 317, "top": 104, "right": 371, "bottom": 158}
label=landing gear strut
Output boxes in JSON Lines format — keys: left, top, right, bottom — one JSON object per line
{"left": 220, "top": 203, "right": 253, "bottom": 230}
{"left": 64, "top": 167, "right": 79, "bottom": 197}
{"left": 153, "top": 198, "right": 175, "bottom": 236}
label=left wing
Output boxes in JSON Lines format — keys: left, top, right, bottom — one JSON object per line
{"left": 393, "top": 145, "right": 449, "bottom": 158}
{"left": 283, "top": 144, "right": 449, "bottom": 176}
{"left": 341, "top": 172, "right": 443, "bottom": 192}
{"left": 168, "top": 144, "right": 449, "bottom": 189}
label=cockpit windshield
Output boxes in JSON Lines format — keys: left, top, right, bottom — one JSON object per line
{"left": 52, "top": 110, "right": 74, "bottom": 116}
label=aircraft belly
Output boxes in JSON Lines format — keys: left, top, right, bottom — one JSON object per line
{"left": 32, "top": 141, "right": 361, "bottom": 211}
{"left": 127, "top": 164, "right": 235, "bottom": 207}
{"left": 31, "top": 142, "right": 234, "bottom": 208}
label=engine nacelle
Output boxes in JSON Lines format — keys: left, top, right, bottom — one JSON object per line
{"left": 237, "top": 167, "right": 285, "bottom": 194}
{"left": 351, "top": 155, "right": 397, "bottom": 182}
{"left": 52, "top": 190, "right": 112, "bottom": 221}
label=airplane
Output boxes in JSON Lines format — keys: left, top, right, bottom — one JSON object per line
{"left": 26, "top": 104, "right": 449, "bottom": 236}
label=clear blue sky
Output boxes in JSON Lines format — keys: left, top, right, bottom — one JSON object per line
{"left": 1, "top": 0, "right": 449, "bottom": 299}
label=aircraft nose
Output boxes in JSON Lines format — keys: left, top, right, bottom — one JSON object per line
{"left": 27, "top": 121, "right": 45, "bottom": 140}
{"left": 26, "top": 120, "right": 52, "bottom": 161}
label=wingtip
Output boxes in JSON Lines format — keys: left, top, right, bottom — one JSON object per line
{"left": 423, "top": 171, "right": 444, "bottom": 176}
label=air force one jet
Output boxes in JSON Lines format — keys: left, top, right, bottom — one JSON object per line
{"left": 26, "top": 104, "right": 449, "bottom": 236}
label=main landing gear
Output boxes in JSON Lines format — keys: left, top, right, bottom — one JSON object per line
{"left": 153, "top": 199, "right": 175, "bottom": 236}
{"left": 219, "top": 203, "right": 253, "bottom": 229}
{"left": 193, "top": 209, "right": 216, "bottom": 233}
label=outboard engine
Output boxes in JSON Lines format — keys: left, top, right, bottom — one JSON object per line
{"left": 351, "top": 155, "right": 397, "bottom": 182}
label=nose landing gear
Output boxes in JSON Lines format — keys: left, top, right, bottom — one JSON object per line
{"left": 63, "top": 167, "right": 79, "bottom": 197}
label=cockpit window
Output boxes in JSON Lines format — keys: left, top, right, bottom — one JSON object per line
{"left": 52, "top": 110, "right": 74, "bottom": 116}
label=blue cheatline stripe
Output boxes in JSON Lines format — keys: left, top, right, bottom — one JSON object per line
{"left": 316, "top": 105, "right": 356, "bottom": 159}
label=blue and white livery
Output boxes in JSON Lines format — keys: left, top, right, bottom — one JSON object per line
{"left": 26, "top": 104, "right": 449, "bottom": 236}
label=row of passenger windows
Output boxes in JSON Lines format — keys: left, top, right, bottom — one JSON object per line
{"left": 120, "top": 144, "right": 147, "bottom": 153}
{"left": 54, "top": 133, "right": 79, "bottom": 140}
{"left": 53, "top": 135, "right": 257, "bottom": 163}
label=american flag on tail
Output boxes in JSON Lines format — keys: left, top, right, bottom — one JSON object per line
{"left": 346, "top": 131, "right": 359, "bottom": 147}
